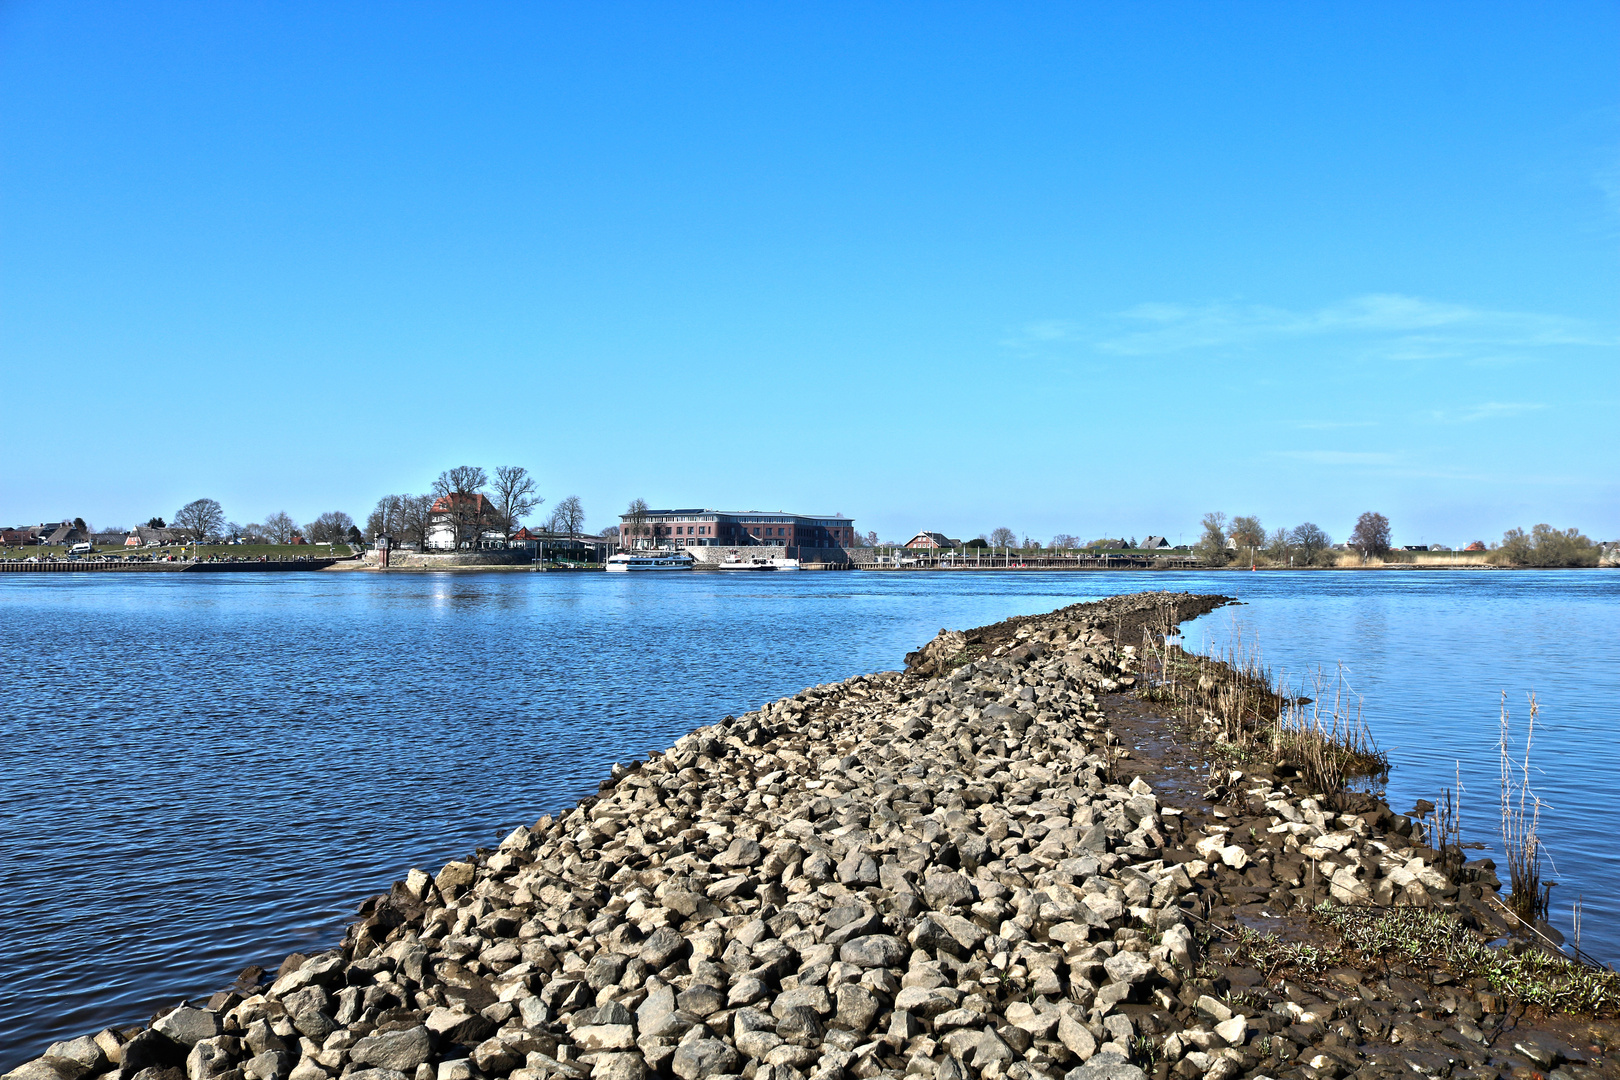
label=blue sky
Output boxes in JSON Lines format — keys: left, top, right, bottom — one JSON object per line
{"left": 3, "top": 2, "right": 1616, "bottom": 545}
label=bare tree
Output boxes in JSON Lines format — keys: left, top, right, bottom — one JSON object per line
{"left": 174, "top": 498, "right": 226, "bottom": 541}
{"left": 862, "top": 530, "right": 879, "bottom": 547}
{"left": 625, "top": 498, "right": 650, "bottom": 549}
{"left": 1349, "top": 511, "right": 1391, "bottom": 559}
{"left": 396, "top": 494, "right": 435, "bottom": 550}
{"left": 1289, "top": 522, "right": 1331, "bottom": 565}
{"left": 989, "top": 526, "right": 1017, "bottom": 548}
{"left": 305, "top": 511, "right": 356, "bottom": 544}
{"left": 1194, "top": 511, "right": 1229, "bottom": 565}
{"left": 1050, "top": 534, "right": 1080, "bottom": 550}
{"left": 1229, "top": 515, "right": 1264, "bottom": 555}
{"left": 433, "top": 466, "right": 492, "bottom": 549}
{"left": 1265, "top": 526, "right": 1292, "bottom": 563}
{"left": 491, "top": 466, "right": 543, "bottom": 542}
{"left": 367, "top": 495, "right": 404, "bottom": 541}
{"left": 261, "top": 511, "right": 297, "bottom": 544}
{"left": 550, "top": 495, "right": 585, "bottom": 538}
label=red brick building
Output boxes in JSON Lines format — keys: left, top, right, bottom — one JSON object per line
{"left": 619, "top": 509, "right": 857, "bottom": 549}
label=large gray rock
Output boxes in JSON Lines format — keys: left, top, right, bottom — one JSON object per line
{"left": 574, "top": 1025, "right": 636, "bottom": 1051}
{"left": 770, "top": 985, "right": 832, "bottom": 1018}
{"left": 675, "top": 984, "right": 725, "bottom": 1017}
{"left": 636, "top": 984, "right": 679, "bottom": 1034}
{"left": 834, "top": 984, "right": 882, "bottom": 1032}
{"left": 425, "top": 1006, "right": 495, "bottom": 1046}
{"left": 281, "top": 987, "right": 336, "bottom": 1041}
{"left": 838, "top": 935, "right": 907, "bottom": 969}
{"left": 922, "top": 872, "right": 976, "bottom": 909}
{"left": 152, "top": 1009, "right": 222, "bottom": 1049}
{"left": 3, "top": 1062, "right": 71, "bottom": 1080}
{"left": 1058, "top": 1013, "right": 1096, "bottom": 1060}
{"left": 350, "top": 1027, "right": 433, "bottom": 1072}
{"left": 590, "top": 1053, "right": 647, "bottom": 1080}
{"left": 184, "top": 1037, "right": 240, "bottom": 1080}
{"left": 241, "top": 1051, "right": 291, "bottom": 1080}
{"left": 670, "top": 1040, "right": 738, "bottom": 1080}
{"left": 638, "top": 928, "right": 686, "bottom": 969}
{"left": 1066, "top": 1052, "right": 1148, "bottom": 1080}
{"left": 714, "top": 838, "right": 763, "bottom": 868}
{"left": 1102, "top": 950, "right": 1154, "bottom": 986}
{"left": 43, "top": 1037, "right": 108, "bottom": 1080}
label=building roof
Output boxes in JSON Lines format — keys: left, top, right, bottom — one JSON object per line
{"left": 1140, "top": 536, "right": 1170, "bottom": 549}
{"left": 430, "top": 493, "right": 496, "bottom": 515}
{"left": 906, "top": 531, "right": 961, "bottom": 547}
{"left": 623, "top": 508, "right": 851, "bottom": 521}
{"left": 128, "top": 526, "right": 178, "bottom": 544}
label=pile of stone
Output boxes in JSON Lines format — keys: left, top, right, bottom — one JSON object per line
{"left": 7, "top": 592, "right": 1598, "bottom": 1080}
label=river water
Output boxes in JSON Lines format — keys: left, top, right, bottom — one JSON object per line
{"left": 1, "top": 569, "right": 1615, "bottom": 1066}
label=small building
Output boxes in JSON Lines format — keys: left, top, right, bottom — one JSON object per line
{"left": 427, "top": 493, "right": 500, "bottom": 550}
{"left": 508, "top": 527, "right": 612, "bottom": 563}
{"left": 904, "top": 531, "right": 961, "bottom": 550}
{"left": 126, "top": 526, "right": 179, "bottom": 547}
{"left": 1464, "top": 541, "right": 1486, "bottom": 552}
{"left": 1139, "top": 536, "right": 1171, "bottom": 549}
{"left": 45, "top": 525, "right": 86, "bottom": 546}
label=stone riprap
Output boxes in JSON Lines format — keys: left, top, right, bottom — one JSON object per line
{"left": 8, "top": 592, "right": 1613, "bottom": 1080}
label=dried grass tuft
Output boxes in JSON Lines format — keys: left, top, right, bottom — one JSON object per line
{"left": 1501, "top": 691, "right": 1548, "bottom": 926}
{"left": 1135, "top": 607, "right": 1388, "bottom": 804}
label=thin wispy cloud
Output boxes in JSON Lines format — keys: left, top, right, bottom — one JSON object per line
{"left": 1276, "top": 450, "right": 1399, "bottom": 466}
{"left": 1004, "top": 294, "right": 1614, "bottom": 362}
{"left": 1292, "top": 420, "right": 1380, "bottom": 431}
{"left": 1426, "top": 402, "right": 1548, "bottom": 424}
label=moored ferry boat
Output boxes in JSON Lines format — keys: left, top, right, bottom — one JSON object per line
{"left": 604, "top": 549, "right": 696, "bottom": 572}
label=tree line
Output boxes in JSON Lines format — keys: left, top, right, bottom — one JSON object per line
{"left": 1192, "top": 511, "right": 1352, "bottom": 566}
{"left": 145, "top": 499, "right": 361, "bottom": 545}
{"left": 367, "top": 465, "right": 585, "bottom": 551}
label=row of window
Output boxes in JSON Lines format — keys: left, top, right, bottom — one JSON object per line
{"left": 648, "top": 523, "right": 852, "bottom": 543}
{"left": 661, "top": 524, "right": 794, "bottom": 537}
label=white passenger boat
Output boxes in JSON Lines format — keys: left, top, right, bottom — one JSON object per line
{"left": 716, "top": 555, "right": 801, "bottom": 572}
{"left": 605, "top": 549, "right": 696, "bottom": 572}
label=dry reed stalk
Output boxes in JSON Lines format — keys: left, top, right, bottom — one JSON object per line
{"left": 1434, "top": 762, "right": 1463, "bottom": 852}
{"left": 1273, "top": 663, "right": 1386, "bottom": 805}
{"left": 1500, "top": 691, "right": 1547, "bottom": 925}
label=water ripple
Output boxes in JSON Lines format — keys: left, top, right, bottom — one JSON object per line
{"left": 1, "top": 570, "right": 1615, "bottom": 1067}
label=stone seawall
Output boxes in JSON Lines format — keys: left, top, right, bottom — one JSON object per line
{"left": 685, "top": 547, "right": 873, "bottom": 567}
{"left": 373, "top": 551, "right": 532, "bottom": 569}
{"left": 9, "top": 592, "right": 1614, "bottom": 1080}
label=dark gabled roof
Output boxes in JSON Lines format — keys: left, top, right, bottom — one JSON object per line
{"left": 430, "top": 493, "right": 495, "bottom": 514}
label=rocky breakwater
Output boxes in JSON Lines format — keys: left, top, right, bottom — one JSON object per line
{"left": 9, "top": 591, "right": 1615, "bottom": 1080}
